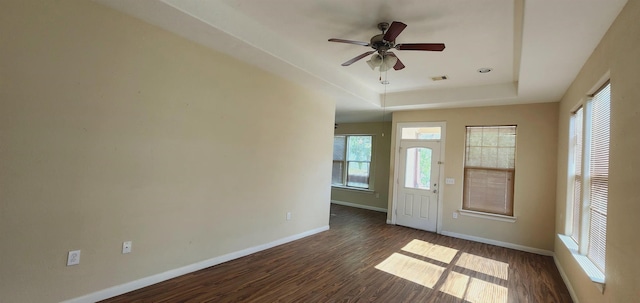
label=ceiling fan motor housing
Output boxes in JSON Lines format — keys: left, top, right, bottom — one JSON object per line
{"left": 370, "top": 34, "right": 394, "bottom": 53}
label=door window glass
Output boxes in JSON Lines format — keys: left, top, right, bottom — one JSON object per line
{"left": 402, "top": 127, "right": 441, "bottom": 140}
{"left": 404, "top": 147, "right": 432, "bottom": 190}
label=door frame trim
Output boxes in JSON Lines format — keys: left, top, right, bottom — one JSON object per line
{"left": 391, "top": 122, "right": 446, "bottom": 233}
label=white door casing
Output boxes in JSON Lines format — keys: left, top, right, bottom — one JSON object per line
{"left": 391, "top": 121, "right": 446, "bottom": 233}
{"left": 395, "top": 141, "right": 440, "bottom": 232}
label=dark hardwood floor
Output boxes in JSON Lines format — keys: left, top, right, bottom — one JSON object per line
{"left": 101, "top": 204, "right": 572, "bottom": 303}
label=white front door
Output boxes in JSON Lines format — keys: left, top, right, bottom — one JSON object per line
{"left": 396, "top": 141, "right": 440, "bottom": 232}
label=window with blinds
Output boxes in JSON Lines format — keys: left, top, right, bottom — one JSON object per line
{"left": 332, "top": 135, "right": 373, "bottom": 189}
{"left": 587, "top": 83, "right": 610, "bottom": 272}
{"left": 463, "top": 126, "right": 516, "bottom": 216}
{"left": 567, "top": 82, "right": 610, "bottom": 275}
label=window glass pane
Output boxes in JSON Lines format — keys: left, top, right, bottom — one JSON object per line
{"left": 466, "top": 147, "right": 482, "bottom": 167}
{"left": 498, "top": 127, "right": 516, "bottom": 147}
{"left": 404, "top": 147, "right": 432, "bottom": 190}
{"left": 481, "top": 148, "right": 498, "bottom": 168}
{"left": 482, "top": 128, "right": 499, "bottom": 147}
{"left": 497, "top": 147, "right": 514, "bottom": 169}
{"left": 401, "top": 127, "right": 441, "bottom": 140}
{"left": 333, "top": 136, "right": 345, "bottom": 160}
{"left": 346, "top": 162, "right": 370, "bottom": 188}
{"left": 347, "top": 136, "right": 372, "bottom": 161}
{"left": 331, "top": 161, "right": 344, "bottom": 185}
{"left": 465, "top": 126, "right": 516, "bottom": 169}
{"left": 468, "top": 128, "right": 483, "bottom": 146}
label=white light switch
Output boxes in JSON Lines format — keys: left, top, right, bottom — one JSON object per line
{"left": 446, "top": 178, "right": 455, "bottom": 185}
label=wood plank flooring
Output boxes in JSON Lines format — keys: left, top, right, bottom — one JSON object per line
{"left": 101, "top": 204, "right": 572, "bottom": 303}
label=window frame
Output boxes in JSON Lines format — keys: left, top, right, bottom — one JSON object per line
{"left": 331, "top": 135, "right": 374, "bottom": 190}
{"left": 569, "top": 106, "right": 584, "bottom": 245}
{"left": 563, "top": 80, "right": 610, "bottom": 287}
{"left": 461, "top": 125, "right": 517, "bottom": 218}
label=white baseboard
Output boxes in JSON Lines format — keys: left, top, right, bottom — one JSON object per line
{"left": 439, "top": 230, "right": 554, "bottom": 256}
{"left": 63, "top": 225, "right": 330, "bottom": 303}
{"left": 553, "top": 254, "right": 579, "bottom": 303}
{"left": 331, "top": 200, "right": 388, "bottom": 213}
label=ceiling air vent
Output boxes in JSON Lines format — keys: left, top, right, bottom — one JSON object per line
{"left": 431, "top": 75, "right": 448, "bottom": 81}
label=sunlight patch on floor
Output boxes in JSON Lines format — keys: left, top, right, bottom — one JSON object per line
{"left": 440, "top": 271, "right": 508, "bottom": 303}
{"left": 401, "top": 239, "right": 459, "bottom": 264}
{"left": 455, "top": 252, "right": 509, "bottom": 280}
{"left": 376, "top": 239, "right": 510, "bottom": 302}
{"left": 375, "top": 253, "right": 444, "bottom": 288}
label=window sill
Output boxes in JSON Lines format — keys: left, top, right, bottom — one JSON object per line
{"left": 557, "top": 234, "right": 605, "bottom": 291}
{"left": 458, "top": 209, "right": 517, "bottom": 223}
{"left": 331, "top": 185, "right": 374, "bottom": 193}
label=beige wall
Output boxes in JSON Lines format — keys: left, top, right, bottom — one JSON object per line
{"left": 331, "top": 122, "right": 392, "bottom": 210}
{"left": 391, "top": 103, "right": 559, "bottom": 251}
{"left": 554, "top": 1, "right": 640, "bottom": 302}
{"left": 0, "top": 1, "right": 335, "bottom": 302}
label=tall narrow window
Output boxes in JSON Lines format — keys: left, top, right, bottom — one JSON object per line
{"left": 332, "top": 135, "right": 373, "bottom": 189}
{"left": 463, "top": 126, "right": 517, "bottom": 216}
{"left": 570, "top": 107, "right": 583, "bottom": 244}
{"left": 587, "top": 83, "right": 610, "bottom": 272}
{"left": 567, "top": 81, "right": 610, "bottom": 277}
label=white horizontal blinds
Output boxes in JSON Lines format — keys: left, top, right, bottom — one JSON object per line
{"left": 571, "top": 107, "right": 584, "bottom": 243}
{"left": 588, "top": 83, "right": 610, "bottom": 272}
{"left": 464, "top": 168, "right": 514, "bottom": 214}
{"left": 463, "top": 126, "right": 516, "bottom": 216}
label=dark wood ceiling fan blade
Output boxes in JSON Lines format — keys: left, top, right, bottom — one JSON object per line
{"left": 395, "top": 43, "right": 445, "bottom": 51}
{"left": 393, "top": 58, "right": 405, "bottom": 70}
{"left": 328, "top": 38, "right": 370, "bottom": 47}
{"left": 387, "top": 52, "right": 405, "bottom": 70}
{"left": 383, "top": 21, "right": 407, "bottom": 42}
{"left": 341, "top": 51, "right": 375, "bottom": 66}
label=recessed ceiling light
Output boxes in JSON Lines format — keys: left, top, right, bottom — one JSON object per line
{"left": 477, "top": 67, "right": 493, "bottom": 73}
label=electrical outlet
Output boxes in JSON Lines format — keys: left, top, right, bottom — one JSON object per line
{"left": 122, "top": 241, "right": 132, "bottom": 254}
{"left": 286, "top": 212, "right": 292, "bottom": 221}
{"left": 67, "top": 250, "right": 81, "bottom": 266}
{"left": 453, "top": 212, "right": 458, "bottom": 219}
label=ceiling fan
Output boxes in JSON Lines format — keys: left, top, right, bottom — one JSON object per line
{"left": 328, "top": 21, "right": 445, "bottom": 71}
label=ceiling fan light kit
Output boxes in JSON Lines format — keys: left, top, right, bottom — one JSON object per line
{"left": 366, "top": 53, "right": 398, "bottom": 72}
{"left": 329, "top": 21, "right": 445, "bottom": 72}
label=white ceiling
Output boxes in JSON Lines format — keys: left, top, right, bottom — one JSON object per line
{"left": 96, "top": 0, "right": 627, "bottom": 123}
